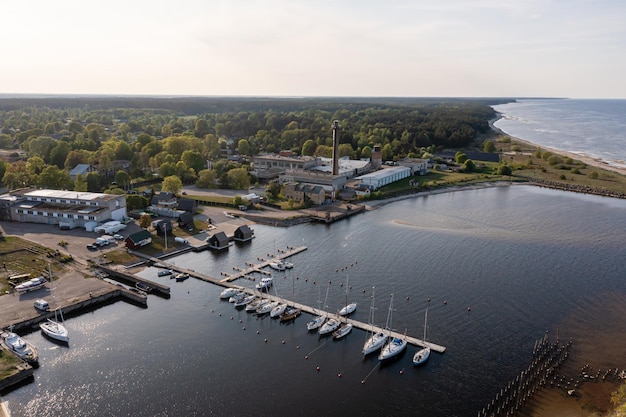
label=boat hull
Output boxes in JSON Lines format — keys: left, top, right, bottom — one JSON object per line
{"left": 40, "top": 320, "right": 69, "bottom": 343}
{"left": 378, "top": 338, "right": 408, "bottom": 361}
{"left": 412, "top": 347, "right": 431, "bottom": 366}
{"left": 333, "top": 323, "right": 352, "bottom": 339}
{"left": 362, "top": 332, "right": 387, "bottom": 355}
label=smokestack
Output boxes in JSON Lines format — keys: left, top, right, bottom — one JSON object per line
{"left": 331, "top": 120, "right": 340, "bottom": 176}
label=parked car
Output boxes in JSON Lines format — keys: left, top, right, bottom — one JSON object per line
{"left": 86, "top": 243, "right": 98, "bottom": 250}
{"left": 113, "top": 234, "right": 125, "bottom": 240}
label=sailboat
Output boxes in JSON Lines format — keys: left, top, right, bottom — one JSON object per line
{"left": 279, "top": 272, "right": 301, "bottom": 322}
{"left": 412, "top": 306, "right": 431, "bottom": 366}
{"left": 378, "top": 293, "right": 407, "bottom": 361}
{"left": 362, "top": 287, "right": 387, "bottom": 355}
{"left": 338, "top": 274, "right": 356, "bottom": 316}
{"left": 307, "top": 286, "right": 328, "bottom": 331}
{"left": 40, "top": 265, "right": 69, "bottom": 343}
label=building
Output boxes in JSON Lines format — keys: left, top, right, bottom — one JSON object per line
{"left": 397, "top": 158, "right": 429, "bottom": 176}
{"left": 283, "top": 183, "right": 326, "bottom": 205}
{"left": 233, "top": 225, "right": 254, "bottom": 242}
{"left": 207, "top": 231, "right": 229, "bottom": 250}
{"left": 354, "top": 166, "right": 411, "bottom": 191}
{"left": 251, "top": 154, "right": 319, "bottom": 181}
{"left": 69, "top": 164, "right": 98, "bottom": 181}
{"left": 125, "top": 230, "right": 152, "bottom": 249}
{"left": 0, "top": 188, "right": 127, "bottom": 229}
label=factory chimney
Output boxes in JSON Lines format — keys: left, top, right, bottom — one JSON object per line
{"left": 331, "top": 120, "right": 340, "bottom": 176}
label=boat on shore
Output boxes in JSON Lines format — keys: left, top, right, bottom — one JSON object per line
{"left": 14, "top": 276, "right": 47, "bottom": 293}
{"left": 1, "top": 327, "right": 39, "bottom": 365}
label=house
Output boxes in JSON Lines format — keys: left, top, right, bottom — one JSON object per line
{"left": 152, "top": 219, "right": 173, "bottom": 235}
{"left": 207, "top": 231, "right": 229, "bottom": 250}
{"left": 69, "top": 164, "right": 98, "bottom": 181}
{"left": 177, "top": 212, "right": 195, "bottom": 230}
{"left": 283, "top": 182, "right": 326, "bottom": 205}
{"left": 177, "top": 198, "right": 197, "bottom": 213}
{"left": 354, "top": 186, "right": 371, "bottom": 198}
{"left": 233, "top": 225, "right": 254, "bottom": 242}
{"left": 151, "top": 192, "right": 177, "bottom": 209}
{"left": 125, "top": 230, "right": 152, "bottom": 249}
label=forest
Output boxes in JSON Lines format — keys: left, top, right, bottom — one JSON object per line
{"left": 0, "top": 96, "right": 512, "bottom": 193}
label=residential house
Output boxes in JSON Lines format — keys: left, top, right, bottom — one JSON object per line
{"left": 125, "top": 230, "right": 152, "bottom": 249}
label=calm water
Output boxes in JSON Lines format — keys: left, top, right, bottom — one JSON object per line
{"left": 492, "top": 99, "right": 626, "bottom": 169}
{"left": 4, "top": 185, "right": 626, "bottom": 416}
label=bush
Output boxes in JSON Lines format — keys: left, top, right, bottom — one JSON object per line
{"left": 571, "top": 168, "right": 581, "bottom": 174}
{"left": 588, "top": 171, "right": 599, "bottom": 179}
{"left": 559, "top": 174, "right": 567, "bottom": 180}
{"left": 547, "top": 155, "right": 563, "bottom": 166}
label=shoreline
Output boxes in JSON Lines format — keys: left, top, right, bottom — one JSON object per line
{"left": 491, "top": 114, "right": 626, "bottom": 176}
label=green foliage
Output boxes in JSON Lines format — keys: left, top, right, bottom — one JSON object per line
{"left": 301, "top": 139, "right": 316, "bottom": 156}
{"left": 38, "top": 165, "right": 73, "bottom": 189}
{"left": 588, "top": 171, "right": 599, "bottom": 179}
{"left": 547, "top": 155, "right": 563, "bottom": 166}
{"left": 571, "top": 168, "right": 581, "bottom": 174}
{"left": 483, "top": 140, "right": 496, "bottom": 153}
{"left": 461, "top": 159, "right": 475, "bottom": 172}
{"left": 161, "top": 175, "right": 183, "bottom": 194}
{"left": 510, "top": 145, "right": 521, "bottom": 152}
{"left": 499, "top": 136, "right": 511, "bottom": 143}
{"left": 139, "top": 213, "right": 152, "bottom": 229}
{"left": 226, "top": 167, "right": 250, "bottom": 190}
{"left": 497, "top": 164, "right": 512, "bottom": 176}
{"left": 195, "top": 169, "right": 217, "bottom": 188}
{"left": 559, "top": 174, "right": 567, "bottom": 180}
{"left": 86, "top": 172, "right": 102, "bottom": 192}
{"left": 541, "top": 151, "right": 553, "bottom": 161}
{"left": 455, "top": 152, "right": 468, "bottom": 164}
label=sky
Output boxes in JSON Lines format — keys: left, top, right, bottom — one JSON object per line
{"left": 1, "top": 0, "right": 626, "bottom": 98}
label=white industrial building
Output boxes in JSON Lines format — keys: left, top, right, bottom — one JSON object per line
{"left": 354, "top": 166, "right": 412, "bottom": 191}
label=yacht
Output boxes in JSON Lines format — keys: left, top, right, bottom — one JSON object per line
{"left": 332, "top": 322, "right": 353, "bottom": 339}
{"left": 283, "top": 261, "right": 294, "bottom": 269}
{"left": 157, "top": 269, "right": 173, "bottom": 277}
{"left": 412, "top": 307, "right": 431, "bottom": 366}
{"left": 220, "top": 288, "right": 239, "bottom": 299}
{"left": 378, "top": 334, "right": 408, "bottom": 361}
{"left": 318, "top": 317, "right": 341, "bottom": 335}
{"left": 269, "top": 260, "right": 286, "bottom": 271}
{"left": 338, "top": 302, "right": 357, "bottom": 316}
{"left": 14, "top": 276, "right": 47, "bottom": 293}
{"left": 234, "top": 294, "right": 257, "bottom": 308}
{"left": 1, "top": 328, "right": 39, "bottom": 364}
{"left": 279, "top": 306, "right": 301, "bottom": 322}
{"left": 40, "top": 310, "right": 69, "bottom": 343}
{"left": 307, "top": 286, "right": 328, "bottom": 331}
{"left": 270, "top": 303, "right": 287, "bottom": 318}
{"left": 229, "top": 292, "right": 247, "bottom": 303}
{"left": 362, "top": 287, "right": 387, "bottom": 355}
{"left": 246, "top": 298, "right": 269, "bottom": 312}
{"left": 255, "top": 277, "right": 273, "bottom": 291}
{"left": 256, "top": 300, "right": 279, "bottom": 315}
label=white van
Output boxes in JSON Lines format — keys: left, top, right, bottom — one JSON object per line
{"left": 34, "top": 299, "right": 49, "bottom": 311}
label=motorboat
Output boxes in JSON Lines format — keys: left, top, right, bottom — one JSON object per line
{"left": 255, "top": 277, "right": 273, "bottom": 291}
{"left": 268, "top": 260, "right": 286, "bottom": 271}
{"left": 229, "top": 292, "right": 247, "bottom": 303}
{"left": 279, "top": 306, "right": 301, "bottom": 322}
{"left": 318, "top": 317, "right": 341, "bottom": 335}
{"left": 333, "top": 322, "right": 353, "bottom": 339}
{"left": 413, "top": 307, "right": 431, "bottom": 366}
{"left": 270, "top": 303, "right": 287, "bottom": 318}
{"left": 283, "top": 261, "right": 294, "bottom": 269}
{"left": 14, "top": 276, "right": 47, "bottom": 293}
{"left": 256, "top": 301, "right": 279, "bottom": 315}
{"left": 175, "top": 273, "right": 190, "bottom": 282}
{"left": 378, "top": 335, "right": 408, "bottom": 361}
{"left": 135, "top": 282, "right": 152, "bottom": 293}
{"left": 234, "top": 294, "right": 257, "bottom": 308}
{"left": 220, "top": 288, "right": 239, "bottom": 299}
{"left": 157, "top": 269, "right": 173, "bottom": 277}
{"left": 1, "top": 328, "right": 39, "bottom": 364}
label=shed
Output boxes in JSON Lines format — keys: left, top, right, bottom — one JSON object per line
{"left": 233, "top": 225, "right": 254, "bottom": 242}
{"left": 125, "top": 230, "right": 152, "bottom": 249}
{"left": 178, "top": 212, "right": 194, "bottom": 229}
{"left": 152, "top": 219, "right": 173, "bottom": 235}
{"left": 207, "top": 231, "right": 229, "bottom": 250}
{"left": 177, "top": 198, "right": 197, "bottom": 213}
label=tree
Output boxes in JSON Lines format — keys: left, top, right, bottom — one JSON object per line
{"left": 115, "top": 141, "right": 133, "bottom": 161}
{"left": 139, "top": 213, "right": 152, "bottom": 229}
{"left": 497, "top": 164, "right": 512, "bottom": 176}
{"left": 226, "top": 167, "right": 250, "bottom": 190}
{"left": 26, "top": 156, "right": 46, "bottom": 175}
{"left": 301, "top": 139, "right": 316, "bottom": 156}
{"left": 237, "top": 139, "right": 251, "bottom": 156}
{"left": 2, "top": 161, "right": 32, "bottom": 189}
{"left": 86, "top": 172, "right": 102, "bottom": 192}
{"left": 74, "top": 173, "right": 88, "bottom": 191}
{"left": 0, "top": 133, "right": 13, "bottom": 148}
{"left": 181, "top": 150, "right": 206, "bottom": 174}
{"left": 483, "top": 140, "right": 496, "bottom": 153}
{"left": 195, "top": 169, "right": 217, "bottom": 188}
{"left": 162, "top": 175, "right": 183, "bottom": 194}
{"left": 611, "top": 382, "right": 626, "bottom": 415}
{"left": 338, "top": 143, "right": 356, "bottom": 159}
{"left": 461, "top": 159, "right": 475, "bottom": 172}
{"left": 37, "top": 165, "right": 73, "bottom": 189}
{"left": 455, "top": 152, "right": 468, "bottom": 164}
{"left": 126, "top": 195, "right": 148, "bottom": 211}
{"left": 49, "top": 141, "right": 71, "bottom": 168}
{"left": 115, "top": 170, "right": 132, "bottom": 189}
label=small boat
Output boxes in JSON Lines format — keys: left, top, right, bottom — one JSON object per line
{"left": 256, "top": 301, "right": 279, "bottom": 315}
{"left": 14, "top": 276, "right": 47, "bottom": 293}
{"left": 157, "top": 269, "right": 173, "bottom": 277}
{"left": 135, "top": 282, "right": 152, "bottom": 293}
{"left": 175, "top": 273, "right": 190, "bottom": 282}
{"left": 279, "top": 306, "right": 301, "bottom": 322}
{"left": 220, "top": 288, "right": 239, "bottom": 299}
{"left": 338, "top": 274, "right": 356, "bottom": 316}
{"left": 229, "top": 292, "right": 247, "bottom": 303}
{"left": 255, "top": 277, "right": 273, "bottom": 291}
{"left": 270, "top": 303, "right": 287, "bottom": 318}
{"left": 283, "top": 261, "right": 294, "bottom": 269}
{"left": 413, "top": 307, "right": 431, "bottom": 366}
{"left": 269, "top": 260, "right": 286, "bottom": 271}
{"left": 129, "top": 287, "right": 148, "bottom": 298}
{"left": 307, "top": 286, "right": 329, "bottom": 331}
{"left": 40, "top": 310, "right": 69, "bottom": 343}
{"left": 362, "top": 287, "right": 387, "bottom": 355}
{"left": 246, "top": 298, "right": 269, "bottom": 312}
{"left": 1, "top": 327, "right": 39, "bottom": 364}
{"left": 333, "top": 323, "right": 353, "bottom": 339}
{"left": 378, "top": 335, "right": 408, "bottom": 361}
{"left": 234, "top": 294, "right": 257, "bottom": 308}
{"left": 318, "top": 317, "right": 341, "bottom": 335}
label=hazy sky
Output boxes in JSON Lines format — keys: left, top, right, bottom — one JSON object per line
{"left": 2, "top": 0, "right": 625, "bottom": 98}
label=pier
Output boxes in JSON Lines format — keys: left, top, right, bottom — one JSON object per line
{"left": 125, "top": 246, "right": 446, "bottom": 353}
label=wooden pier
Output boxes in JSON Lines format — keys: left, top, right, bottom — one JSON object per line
{"left": 126, "top": 246, "right": 446, "bottom": 354}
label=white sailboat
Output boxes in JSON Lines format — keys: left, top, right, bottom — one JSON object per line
{"left": 362, "top": 287, "right": 387, "bottom": 355}
{"left": 338, "top": 274, "right": 356, "bottom": 316}
{"left": 307, "top": 286, "right": 328, "bottom": 331}
{"left": 40, "top": 265, "right": 69, "bottom": 343}
{"left": 378, "top": 294, "right": 407, "bottom": 361}
{"left": 412, "top": 306, "right": 431, "bottom": 366}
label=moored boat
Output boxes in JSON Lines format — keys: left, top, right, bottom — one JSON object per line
{"left": 412, "top": 307, "right": 431, "bottom": 366}
{"left": 338, "top": 302, "right": 357, "bottom": 316}
{"left": 255, "top": 277, "right": 273, "bottom": 291}
{"left": 332, "top": 322, "right": 353, "bottom": 339}
{"left": 378, "top": 335, "right": 408, "bottom": 361}
{"left": 175, "top": 273, "right": 190, "bottom": 282}
{"left": 256, "top": 300, "right": 279, "bottom": 315}
{"left": 229, "top": 292, "right": 247, "bottom": 303}
{"left": 1, "top": 327, "right": 39, "bottom": 364}
{"left": 270, "top": 303, "right": 287, "bottom": 318}
{"left": 318, "top": 317, "right": 341, "bottom": 335}
{"left": 40, "top": 313, "right": 69, "bottom": 343}
{"left": 220, "top": 287, "right": 239, "bottom": 299}
{"left": 135, "top": 282, "right": 152, "bottom": 293}
{"left": 306, "top": 315, "right": 326, "bottom": 331}
{"left": 269, "top": 260, "right": 286, "bottom": 271}
{"left": 234, "top": 294, "right": 257, "bottom": 308}
{"left": 246, "top": 298, "right": 269, "bottom": 312}
{"left": 362, "top": 287, "right": 387, "bottom": 355}
{"left": 157, "top": 269, "right": 173, "bottom": 277}
{"left": 279, "top": 306, "right": 301, "bottom": 322}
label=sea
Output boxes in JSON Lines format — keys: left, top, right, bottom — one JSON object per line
{"left": 3, "top": 100, "right": 626, "bottom": 417}
{"left": 492, "top": 98, "right": 626, "bottom": 169}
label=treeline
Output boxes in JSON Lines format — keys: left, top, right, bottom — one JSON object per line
{"left": 0, "top": 96, "right": 511, "bottom": 193}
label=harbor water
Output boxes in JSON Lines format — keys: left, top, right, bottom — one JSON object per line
{"left": 4, "top": 185, "right": 626, "bottom": 416}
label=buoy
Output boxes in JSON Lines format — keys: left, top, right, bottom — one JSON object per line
{"left": 218, "top": 313, "right": 222, "bottom": 316}
{"left": 264, "top": 338, "right": 268, "bottom": 343}
{"left": 282, "top": 340, "right": 286, "bottom": 344}
{"left": 338, "top": 373, "right": 342, "bottom": 378}
{"left": 468, "top": 306, "right": 471, "bottom": 311}
{"left": 296, "top": 345, "right": 300, "bottom": 349}
{"left": 362, "top": 289, "right": 366, "bottom": 293}
{"left": 406, "top": 296, "right": 410, "bottom": 300}
{"left": 242, "top": 327, "right": 246, "bottom": 330}
{"left": 400, "top": 369, "right": 404, "bottom": 374}
{"left": 211, "top": 309, "right": 214, "bottom": 313}
{"left": 305, "top": 355, "right": 309, "bottom": 359}
{"left": 239, "top": 319, "right": 242, "bottom": 323}
{"left": 316, "top": 366, "right": 320, "bottom": 371}
{"left": 230, "top": 316, "right": 233, "bottom": 320}
{"left": 427, "top": 298, "right": 431, "bottom": 302}
{"left": 361, "top": 380, "right": 365, "bottom": 384}
{"left": 305, "top": 279, "right": 308, "bottom": 282}
{"left": 256, "top": 330, "right": 260, "bottom": 334}
{"left": 444, "top": 300, "right": 447, "bottom": 305}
